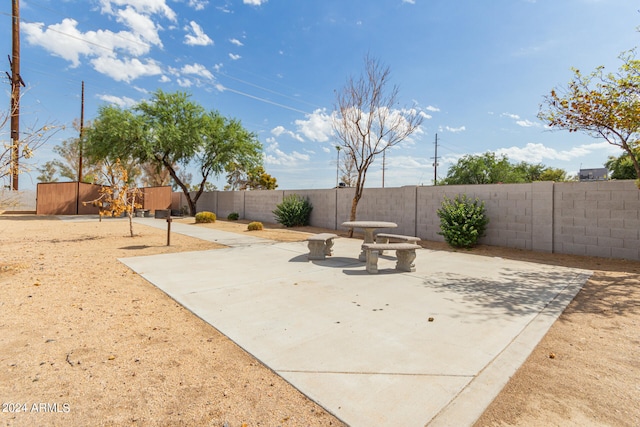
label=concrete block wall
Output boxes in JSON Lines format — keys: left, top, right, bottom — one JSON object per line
{"left": 553, "top": 180, "right": 639, "bottom": 260}
{"left": 284, "top": 189, "right": 338, "bottom": 230}
{"left": 415, "top": 183, "right": 538, "bottom": 250}
{"left": 339, "top": 187, "right": 418, "bottom": 236}
{"left": 243, "top": 190, "right": 285, "bottom": 223}
{"left": 173, "top": 180, "right": 640, "bottom": 260}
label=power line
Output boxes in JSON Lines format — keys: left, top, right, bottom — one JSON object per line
{"left": 1, "top": 7, "right": 321, "bottom": 120}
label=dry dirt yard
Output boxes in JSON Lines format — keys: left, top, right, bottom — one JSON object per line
{"left": 0, "top": 214, "right": 638, "bottom": 427}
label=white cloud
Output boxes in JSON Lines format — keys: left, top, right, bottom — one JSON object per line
{"left": 23, "top": 19, "right": 93, "bottom": 67}
{"left": 243, "top": 0, "right": 268, "bottom": 5}
{"left": 515, "top": 119, "right": 540, "bottom": 128}
{"left": 229, "top": 38, "right": 244, "bottom": 46}
{"left": 419, "top": 111, "right": 432, "bottom": 119}
{"left": 402, "top": 0, "right": 416, "bottom": 4}
{"left": 229, "top": 53, "right": 242, "bottom": 60}
{"left": 91, "top": 56, "right": 163, "bottom": 82}
{"left": 181, "top": 63, "right": 214, "bottom": 80}
{"left": 294, "top": 109, "right": 334, "bottom": 142}
{"left": 184, "top": 21, "right": 213, "bottom": 46}
{"left": 177, "top": 78, "right": 192, "bottom": 87}
{"left": 188, "top": 0, "right": 208, "bottom": 10}
{"left": 425, "top": 105, "right": 440, "bottom": 112}
{"left": 116, "top": 5, "right": 162, "bottom": 46}
{"left": 22, "top": 1, "right": 174, "bottom": 82}
{"left": 97, "top": 94, "right": 138, "bottom": 107}
{"left": 495, "top": 141, "right": 615, "bottom": 163}
{"left": 442, "top": 125, "right": 466, "bottom": 133}
{"left": 501, "top": 112, "right": 542, "bottom": 128}
{"left": 263, "top": 139, "right": 310, "bottom": 166}
{"left": 271, "top": 126, "right": 304, "bottom": 142}
{"left": 99, "top": 0, "right": 177, "bottom": 22}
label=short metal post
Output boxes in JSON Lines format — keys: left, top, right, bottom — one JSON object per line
{"left": 166, "top": 216, "right": 172, "bottom": 246}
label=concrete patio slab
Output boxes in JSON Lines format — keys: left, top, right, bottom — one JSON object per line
{"left": 120, "top": 220, "right": 591, "bottom": 426}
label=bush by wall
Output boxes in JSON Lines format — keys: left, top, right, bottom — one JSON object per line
{"left": 437, "top": 194, "right": 489, "bottom": 248}
{"left": 247, "top": 221, "right": 263, "bottom": 231}
{"left": 195, "top": 211, "right": 216, "bottom": 223}
{"left": 272, "top": 194, "right": 313, "bottom": 227}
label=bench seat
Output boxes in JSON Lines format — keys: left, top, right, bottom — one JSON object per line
{"left": 361, "top": 242, "right": 421, "bottom": 274}
{"left": 306, "top": 233, "right": 338, "bottom": 260}
{"left": 375, "top": 233, "right": 420, "bottom": 254}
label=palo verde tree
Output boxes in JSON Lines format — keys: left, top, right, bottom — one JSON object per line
{"left": 538, "top": 51, "right": 640, "bottom": 186}
{"left": 333, "top": 54, "right": 424, "bottom": 234}
{"left": 85, "top": 90, "right": 263, "bottom": 215}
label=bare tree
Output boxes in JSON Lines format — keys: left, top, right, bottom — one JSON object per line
{"left": 333, "top": 54, "right": 424, "bottom": 234}
{"left": 1, "top": 89, "right": 61, "bottom": 206}
{"left": 339, "top": 152, "right": 357, "bottom": 187}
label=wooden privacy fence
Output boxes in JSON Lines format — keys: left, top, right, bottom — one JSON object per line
{"left": 36, "top": 182, "right": 171, "bottom": 216}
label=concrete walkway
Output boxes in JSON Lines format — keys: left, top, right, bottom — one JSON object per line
{"left": 120, "top": 218, "right": 591, "bottom": 427}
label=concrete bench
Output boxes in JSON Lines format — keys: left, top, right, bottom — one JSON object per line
{"left": 306, "top": 233, "right": 338, "bottom": 260}
{"left": 361, "top": 243, "right": 421, "bottom": 274}
{"left": 375, "top": 233, "right": 420, "bottom": 254}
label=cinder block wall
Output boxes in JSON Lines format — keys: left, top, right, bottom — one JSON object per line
{"left": 174, "top": 180, "right": 640, "bottom": 260}
{"left": 554, "top": 181, "right": 639, "bottom": 259}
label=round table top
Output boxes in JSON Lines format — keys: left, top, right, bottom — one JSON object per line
{"left": 341, "top": 221, "right": 397, "bottom": 228}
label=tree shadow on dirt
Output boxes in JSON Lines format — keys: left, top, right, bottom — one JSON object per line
{"left": 562, "top": 271, "right": 640, "bottom": 317}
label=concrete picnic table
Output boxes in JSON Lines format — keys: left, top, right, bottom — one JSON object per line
{"left": 341, "top": 220, "right": 398, "bottom": 261}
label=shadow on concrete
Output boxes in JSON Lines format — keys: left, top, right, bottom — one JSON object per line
{"left": 424, "top": 268, "right": 588, "bottom": 320}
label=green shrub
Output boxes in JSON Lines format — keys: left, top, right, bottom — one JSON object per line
{"left": 437, "top": 195, "right": 489, "bottom": 248}
{"left": 195, "top": 211, "right": 216, "bottom": 223}
{"left": 273, "top": 194, "right": 313, "bottom": 227}
{"left": 227, "top": 212, "right": 240, "bottom": 221}
{"left": 247, "top": 221, "right": 263, "bottom": 231}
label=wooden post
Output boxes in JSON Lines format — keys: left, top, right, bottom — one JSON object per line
{"left": 166, "top": 216, "right": 172, "bottom": 246}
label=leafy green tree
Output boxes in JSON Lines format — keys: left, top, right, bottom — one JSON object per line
{"left": 441, "top": 152, "right": 516, "bottom": 184}
{"left": 538, "top": 167, "right": 568, "bottom": 182}
{"left": 538, "top": 51, "right": 640, "bottom": 185}
{"left": 36, "top": 161, "right": 58, "bottom": 183}
{"left": 605, "top": 151, "right": 640, "bottom": 180}
{"left": 85, "top": 90, "right": 263, "bottom": 215}
{"left": 38, "top": 136, "right": 102, "bottom": 183}
{"left": 225, "top": 163, "right": 277, "bottom": 190}
{"left": 513, "top": 162, "right": 546, "bottom": 182}
{"left": 441, "top": 152, "right": 569, "bottom": 184}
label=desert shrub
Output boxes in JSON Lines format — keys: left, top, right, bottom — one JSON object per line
{"left": 272, "top": 194, "right": 313, "bottom": 227}
{"left": 227, "top": 212, "right": 240, "bottom": 220}
{"left": 247, "top": 221, "right": 263, "bottom": 231}
{"left": 195, "top": 211, "right": 216, "bottom": 223}
{"left": 437, "top": 194, "right": 489, "bottom": 248}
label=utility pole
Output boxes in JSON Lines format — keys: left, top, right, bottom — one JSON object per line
{"left": 382, "top": 150, "right": 386, "bottom": 188}
{"left": 335, "top": 145, "right": 341, "bottom": 188}
{"left": 431, "top": 133, "right": 439, "bottom": 185}
{"left": 9, "top": 0, "right": 23, "bottom": 190}
{"left": 78, "top": 81, "right": 84, "bottom": 182}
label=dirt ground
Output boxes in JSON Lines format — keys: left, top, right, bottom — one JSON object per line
{"left": 0, "top": 215, "right": 638, "bottom": 427}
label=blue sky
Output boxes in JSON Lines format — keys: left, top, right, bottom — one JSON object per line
{"left": 2, "top": 0, "right": 639, "bottom": 190}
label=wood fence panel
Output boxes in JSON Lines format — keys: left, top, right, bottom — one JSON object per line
{"left": 36, "top": 182, "right": 77, "bottom": 215}
{"left": 141, "top": 186, "right": 171, "bottom": 212}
